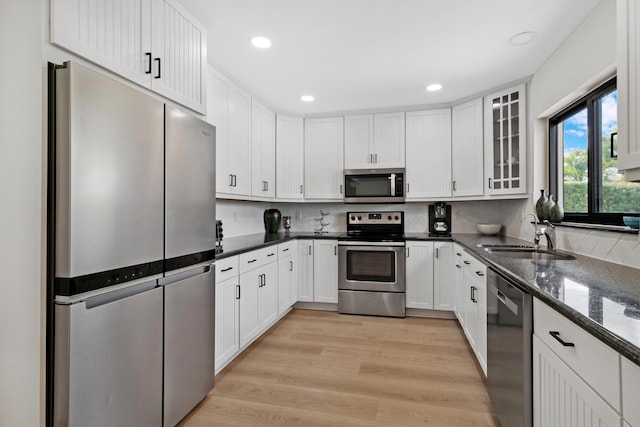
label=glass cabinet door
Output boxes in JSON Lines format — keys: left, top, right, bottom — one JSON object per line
{"left": 484, "top": 84, "right": 527, "bottom": 195}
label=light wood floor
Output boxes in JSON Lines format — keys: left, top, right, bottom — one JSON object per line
{"left": 180, "top": 309, "right": 498, "bottom": 426}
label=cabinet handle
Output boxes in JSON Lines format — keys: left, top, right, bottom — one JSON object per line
{"left": 435, "top": 248, "right": 439, "bottom": 259}
{"left": 262, "top": 274, "right": 266, "bottom": 287}
{"left": 232, "top": 175, "right": 237, "bottom": 187}
{"left": 282, "top": 248, "right": 289, "bottom": 252}
{"left": 236, "top": 285, "right": 240, "bottom": 300}
{"left": 470, "top": 286, "right": 477, "bottom": 303}
{"left": 145, "top": 52, "right": 152, "bottom": 74}
{"left": 289, "top": 260, "right": 293, "bottom": 272}
{"left": 463, "top": 260, "right": 470, "bottom": 265}
{"left": 475, "top": 271, "right": 484, "bottom": 277}
{"left": 488, "top": 178, "right": 493, "bottom": 189}
{"left": 334, "top": 246, "right": 337, "bottom": 256}
{"left": 340, "top": 184, "right": 343, "bottom": 194}
{"left": 549, "top": 331, "right": 575, "bottom": 347}
{"left": 248, "top": 259, "right": 257, "bottom": 264}
{"left": 229, "top": 174, "right": 234, "bottom": 187}
{"left": 452, "top": 180, "right": 457, "bottom": 191}
{"left": 374, "top": 153, "right": 378, "bottom": 163}
{"left": 221, "top": 267, "right": 233, "bottom": 272}
{"left": 154, "top": 57, "right": 161, "bottom": 79}
{"left": 406, "top": 247, "right": 410, "bottom": 258}
{"left": 369, "top": 154, "right": 373, "bottom": 163}
{"left": 267, "top": 253, "right": 275, "bottom": 257}
{"left": 308, "top": 246, "right": 312, "bottom": 255}
{"left": 406, "top": 183, "right": 410, "bottom": 193}
{"left": 266, "top": 181, "right": 269, "bottom": 191}
{"left": 300, "top": 184, "right": 304, "bottom": 194}
{"left": 455, "top": 264, "right": 462, "bottom": 269}
{"left": 456, "top": 252, "right": 462, "bottom": 257}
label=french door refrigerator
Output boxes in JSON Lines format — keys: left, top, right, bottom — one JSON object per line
{"left": 50, "top": 62, "right": 216, "bottom": 427}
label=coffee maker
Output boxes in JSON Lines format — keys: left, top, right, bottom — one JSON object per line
{"left": 429, "top": 202, "right": 452, "bottom": 235}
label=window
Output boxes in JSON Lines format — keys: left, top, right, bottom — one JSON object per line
{"left": 549, "top": 78, "right": 640, "bottom": 225}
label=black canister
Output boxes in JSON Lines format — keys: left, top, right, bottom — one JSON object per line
{"left": 263, "top": 209, "right": 282, "bottom": 233}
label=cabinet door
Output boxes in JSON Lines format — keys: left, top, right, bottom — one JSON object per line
{"left": 239, "top": 270, "right": 260, "bottom": 348}
{"left": 473, "top": 264, "right": 487, "bottom": 376}
{"left": 313, "top": 240, "right": 338, "bottom": 303}
{"left": 276, "top": 116, "right": 304, "bottom": 200}
{"left": 251, "top": 99, "right": 276, "bottom": 198}
{"left": 297, "top": 240, "right": 314, "bottom": 302}
{"left": 278, "top": 255, "right": 293, "bottom": 316}
{"left": 405, "top": 241, "right": 434, "bottom": 309}
{"left": 150, "top": 0, "right": 206, "bottom": 113}
{"left": 304, "top": 117, "right": 344, "bottom": 199}
{"left": 453, "top": 245, "right": 465, "bottom": 322}
{"left": 344, "top": 114, "right": 374, "bottom": 169}
{"left": 533, "top": 335, "right": 622, "bottom": 427}
{"left": 373, "top": 112, "right": 405, "bottom": 168}
{"left": 405, "top": 109, "right": 452, "bottom": 199}
{"left": 215, "top": 276, "right": 239, "bottom": 373}
{"left": 617, "top": 0, "right": 640, "bottom": 179}
{"left": 484, "top": 84, "right": 526, "bottom": 195}
{"left": 227, "top": 85, "right": 252, "bottom": 195}
{"left": 433, "top": 242, "right": 454, "bottom": 311}
{"left": 452, "top": 98, "right": 484, "bottom": 197}
{"left": 50, "top": 0, "right": 152, "bottom": 88}
{"left": 258, "top": 262, "right": 278, "bottom": 330}
{"left": 207, "top": 69, "right": 231, "bottom": 194}
{"left": 622, "top": 357, "right": 640, "bottom": 427}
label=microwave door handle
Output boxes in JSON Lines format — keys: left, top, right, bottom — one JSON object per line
{"left": 390, "top": 173, "right": 396, "bottom": 196}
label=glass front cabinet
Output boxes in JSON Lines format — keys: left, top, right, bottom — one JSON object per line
{"left": 483, "top": 84, "right": 527, "bottom": 195}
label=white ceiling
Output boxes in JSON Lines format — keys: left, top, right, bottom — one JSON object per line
{"left": 192, "top": 0, "right": 602, "bottom": 116}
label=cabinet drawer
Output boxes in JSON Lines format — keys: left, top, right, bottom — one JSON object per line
{"left": 622, "top": 357, "right": 640, "bottom": 426}
{"left": 239, "top": 246, "right": 278, "bottom": 274}
{"left": 278, "top": 241, "right": 295, "bottom": 257}
{"left": 216, "top": 256, "right": 239, "bottom": 282}
{"left": 534, "top": 298, "right": 620, "bottom": 410}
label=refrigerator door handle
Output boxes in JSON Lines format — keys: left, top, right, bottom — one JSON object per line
{"left": 83, "top": 279, "right": 158, "bottom": 309}
{"left": 158, "top": 264, "right": 213, "bottom": 287}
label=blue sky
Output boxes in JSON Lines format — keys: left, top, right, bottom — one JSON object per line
{"left": 563, "top": 91, "right": 617, "bottom": 153}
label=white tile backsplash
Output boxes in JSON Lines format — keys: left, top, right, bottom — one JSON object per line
{"left": 216, "top": 197, "right": 639, "bottom": 270}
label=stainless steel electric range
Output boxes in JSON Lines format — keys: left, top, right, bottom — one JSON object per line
{"left": 337, "top": 211, "right": 406, "bottom": 318}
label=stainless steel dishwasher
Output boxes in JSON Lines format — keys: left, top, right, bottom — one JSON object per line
{"left": 486, "top": 269, "right": 533, "bottom": 427}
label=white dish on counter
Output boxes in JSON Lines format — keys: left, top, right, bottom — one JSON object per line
{"left": 477, "top": 223, "right": 502, "bottom": 235}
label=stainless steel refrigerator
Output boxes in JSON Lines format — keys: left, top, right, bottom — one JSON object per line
{"left": 51, "top": 62, "right": 216, "bottom": 427}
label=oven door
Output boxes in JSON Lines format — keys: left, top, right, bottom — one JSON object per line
{"left": 338, "top": 242, "right": 405, "bottom": 292}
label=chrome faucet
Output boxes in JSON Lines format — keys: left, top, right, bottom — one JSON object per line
{"left": 543, "top": 220, "right": 556, "bottom": 250}
{"left": 523, "top": 213, "right": 543, "bottom": 249}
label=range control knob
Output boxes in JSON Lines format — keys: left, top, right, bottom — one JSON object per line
{"left": 388, "top": 215, "right": 392, "bottom": 220}
{"left": 395, "top": 215, "right": 400, "bottom": 220}
{"left": 350, "top": 216, "right": 355, "bottom": 221}
{"left": 357, "top": 216, "right": 362, "bottom": 220}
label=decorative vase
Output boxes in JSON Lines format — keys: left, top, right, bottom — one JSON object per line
{"left": 550, "top": 199, "right": 564, "bottom": 222}
{"left": 535, "top": 189, "right": 548, "bottom": 220}
{"left": 543, "top": 195, "right": 555, "bottom": 221}
{"left": 263, "top": 209, "right": 282, "bottom": 233}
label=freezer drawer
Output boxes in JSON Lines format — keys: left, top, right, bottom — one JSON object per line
{"left": 54, "top": 281, "right": 163, "bottom": 427}
{"left": 160, "top": 264, "right": 215, "bottom": 426}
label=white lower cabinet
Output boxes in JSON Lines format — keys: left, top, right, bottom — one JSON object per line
{"left": 405, "top": 241, "right": 434, "bottom": 309}
{"left": 433, "top": 242, "right": 454, "bottom": 311}
{"left": 532, "top": 335, "right": 621, "bottom": 427}
{"left": 452, "top": 244, "right": 466, "bottom": 323}
{"left": 215, "top": 258, "right": 239, "bottom": 374}
{"left": 257, "top": 262, "right": 278, "bottom": 330}
{"left": 238, "top": 268, "right": 261, "bottom": 348}
{"left": 313, "top": 239, "right": 338, "bottom": 303}
{"left": 277, "top": 242, "right": 296, "bottom": 315}
{"left": 297, "top": 240, "right": 314, "bottom": 302}
{"left": 623, "top": 357, "right": 640, "bottom": 426}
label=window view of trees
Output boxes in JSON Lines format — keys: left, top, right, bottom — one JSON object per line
{"left": 551, "top": 81, "right": 640, "bottom": 224}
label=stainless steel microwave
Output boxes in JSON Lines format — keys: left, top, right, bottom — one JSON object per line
{"left": 343, "top": 168, "right": 405, "bottom": 203}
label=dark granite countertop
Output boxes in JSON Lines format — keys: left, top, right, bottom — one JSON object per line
{"left": 215, "top": 231, "right": 640, "bottom": 365}
{"left": 452, "top": 233, "right": 640, "bottom": 366}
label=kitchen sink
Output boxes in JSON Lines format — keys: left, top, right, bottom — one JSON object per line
{"left": 484, "top": 247, "right": 575, "bottom": 261}
{"left": 477, "top": 244, "right": 535, "bottom": 249}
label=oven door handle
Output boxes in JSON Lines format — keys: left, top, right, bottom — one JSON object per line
{"left": 338, "top": 241, "right": 406, "bottom": 247}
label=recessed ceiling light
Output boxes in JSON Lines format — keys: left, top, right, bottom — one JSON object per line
{"left": 508, "top": 31, "right": 537, "bottom": 46}
{"left": 300, "top": 95, "right": 315, "bottom": 102}
{"left": 426, "top": 84, "right": 442, "bottom": 92}
{"left": 251, "top": 36, "right": 272, "bottom": 49}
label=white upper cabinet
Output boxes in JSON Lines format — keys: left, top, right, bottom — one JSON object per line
{"left": 373, "top": 112, "right": 406, "bottom": 168}
{"left": 251, "top": 99, "right": 276, "bottom": 198}
{"left": 405, "top": 109, "right": 452, "bottom": 199}
{"left": 344, "top": 115, "right": 375, "bottom": 169}
{"left": 617, "top": 0, "right": 640, "bottom": 181}
{"left": 304, "top": 117, "right": 344, "bottom": 200}
{"left": 484, "top": 84, "right": 527, "bottom": 195}
{"left": 452, "top": 98, "right": 484, "bottom": 197}
{"left": 344, "top": 112, "right": 405, "bottom": 169}
{"left": 51, "top": 0, "right": 207, "bottom": 113}
{"left": 207, "top": 68, "right": 252, "bottom": 196}
{"left": 276, "top": 116, "right": 304, "bottom": 200}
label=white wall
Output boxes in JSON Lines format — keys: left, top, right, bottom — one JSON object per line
{"left": 0, "top": 0, "right": 44, "bottom": 425}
